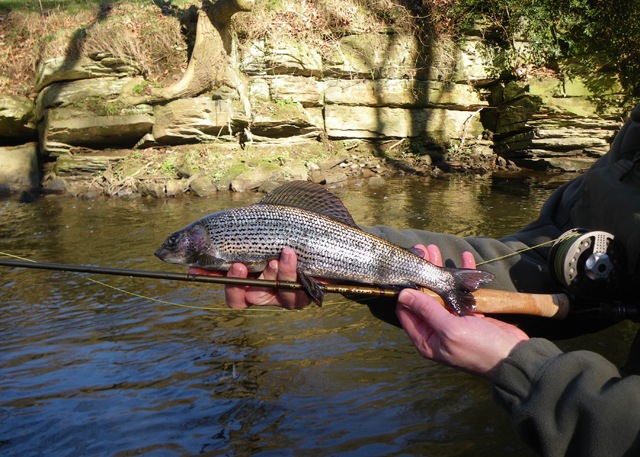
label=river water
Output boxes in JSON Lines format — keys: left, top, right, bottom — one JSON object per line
{"left": 0, "top": 174, "right": 636, "bottom": 456}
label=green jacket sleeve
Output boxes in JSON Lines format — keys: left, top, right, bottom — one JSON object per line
{"left": 492, "top": 339, "right": 640, "bottom": 456}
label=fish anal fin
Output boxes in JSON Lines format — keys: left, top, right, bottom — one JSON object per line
{"left": 297, "top": 269, "right": 325, "bottom": 306}
{"left": 259, "top": 181, "right": 357, "bottom": 227}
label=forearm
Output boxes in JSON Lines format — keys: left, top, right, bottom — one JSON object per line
{"left": 492, "top": 338, "right": 640, "bottom": 456}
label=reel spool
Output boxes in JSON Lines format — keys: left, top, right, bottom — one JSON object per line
{"left": 549, "top": 229, "right": 626, "bottom": 301}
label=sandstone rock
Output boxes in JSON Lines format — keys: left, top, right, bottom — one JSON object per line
{"left": 513, "top": 155, "right": 599, "bottom": 172}
{"left": 165, "top": 179, "right": 183, "bottom": 197}
{"left": 42, "top": 141, "right": 73, "bottom": 157}
{"left": 0, "top": 95, "right": 37, "bottom": 142}
{"left": 139, "top": 180, "right": 165, "bottom": 198}
{"left": 250, "top": 101, "right": 321, "bottom": 138}
{"left": 41, "top": 107, "right": 154, "bottom": 150}
{"left": 319, "top": 152, "right": 349, "bottom": 170}
{"left": 231, "top": 165, "right": 282, "bottom": 192}
{"left": 248, "top": 77, "right": 271, "bottom": 101}
{"left": 309, "top": 169, "right": 325, "bottom": 184}
{"left": 36, "top": 77, "right": 145, "bottom": 115}
{"left": 325, "top": 32, "right": 419, "bottom": 79}
{"left": 368, "top": 175, "right": 386, "bottom": 187}
{"left": 153, "top": 98, "right": 236, "bottom": 145}
{"left": 0, "top": 143, "right": 39, "bottom": 194}
{"left": 323, "top": 32, "right": 492, "bottom": 83}
{"left": 527, "top": 78, "right": 562, "bottom": 96}
{"left": 257, "top": 180, "right": 282, "bottom": 193}
{"left": 269, "top": 76, "right": 324, "bottom": 107}
{"left": 323, "top": 171, "right": 347, "bottom": 184}
{"left": 189, "top": 176, "right": 218, "bottom": 196}
{"left": 325, "top": 105, "right": 483, "bottom": 143}
{"left": 242, "top": 38, "right": 323, "bottom": 76}
{"left": 42, "top": 177, "right": 68, "bottom": 194}
{"left": 456, "top": 36, "right": 494, "bottom": 83}
{"left": 133, "top": 133, "right": 157, "bottom": 150}
{"left": 35, "top": 55, "right": 142, "bottom": 92}
{"left": 54, "top": 150, "right": 128, "bottom": 176}
{"left": 489, "top": 79, "right": 621, "bottom": 171}
{"left": 256, "top": 38, "right": 323, "bottom": 77}
{"left": 325, "top": 79, "right": 485, "bottom": 109}
{"left": 281, "top": 162, "right": 308, "bottom": 181}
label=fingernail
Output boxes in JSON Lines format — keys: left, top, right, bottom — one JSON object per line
{"left": 268, "top": 259, "right": 278, "bottom": 271}
{"left": 281, "top": 248, "right": 291, "bottom": 262}
{"left": 230, "top": 263, "right": 243, "bottom": 276}
{"left": 398, "top": 289, "right": 415, "bottom": 306}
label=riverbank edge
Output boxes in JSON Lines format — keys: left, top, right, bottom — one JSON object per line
{"left": 31, "top": 138, "right": 525, "bottom": 199}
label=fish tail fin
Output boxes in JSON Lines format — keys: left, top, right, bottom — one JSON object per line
{"left": 444, "top": 268, "right": 495, "bottom": 315}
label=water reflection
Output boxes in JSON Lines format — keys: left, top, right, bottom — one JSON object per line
{"left": 0, "top": 174, "right": 634, "bottom": 456}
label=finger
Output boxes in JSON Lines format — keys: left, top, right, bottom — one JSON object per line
{"left": 277, "top": 248, "right": 309, "bottom": 310}
{"left": 461, "top": 251, "right": 477, "bottom": 269}
{"left": 396, "top": 304, "right": 433, "bottom": 356}
{"left": 396, "top": 290, "right": 447, "bottom": 359}
{"left": 398, "top": 288, "right": 456, "bottom": 330}
{"left": 242, "top": 260, "right": 282, "bottom": 306}
{"left": 259, "top": 259, "right": 279, "bottom": 281}
{"left": 426, "top": 244, "right": 443, "bottom": 267}
{"left": 224, "top": 263, "right": 250, "bottom": 309}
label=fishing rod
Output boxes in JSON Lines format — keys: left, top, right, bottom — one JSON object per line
{"left": 0, "top": 258, "right": 570, "bottom": 318}
{"left": 0, "top": 258, "right": 398, "bottom": 299}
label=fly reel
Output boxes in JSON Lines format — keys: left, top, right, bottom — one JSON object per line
{"left": 549, "top": 229, "right": 627, "bottom": 301}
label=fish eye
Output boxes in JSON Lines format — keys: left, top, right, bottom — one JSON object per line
{"left": 167, "top": 233, "right": 179, "bottom": 247}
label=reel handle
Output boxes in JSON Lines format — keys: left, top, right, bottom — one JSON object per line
{"left": 549, "top": 229, "right": 627, "bottom": 301}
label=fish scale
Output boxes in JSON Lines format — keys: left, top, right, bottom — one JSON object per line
{"left": 155, "top": 181, "right": 495, "bottom": 314}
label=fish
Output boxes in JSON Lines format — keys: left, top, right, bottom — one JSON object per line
{"left": 154, "top": 180, "right": 494, "bottom": 314}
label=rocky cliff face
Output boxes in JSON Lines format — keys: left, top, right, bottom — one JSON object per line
{"left": 0, "top": 23, "right": 624, "bottom": 197}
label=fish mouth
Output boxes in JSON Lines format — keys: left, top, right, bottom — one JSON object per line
{"left": 154, "top": 247, "right": 188, "bottom": 265}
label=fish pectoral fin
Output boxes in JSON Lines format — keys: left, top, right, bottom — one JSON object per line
{"left": 244, "top": 261, "right": 268, "bottom": 273}
{"left": 297, "top": 270, "right": 325, "bottom": 306}
{"left": 383, "top": 282, "right": 420, "bottom": 291}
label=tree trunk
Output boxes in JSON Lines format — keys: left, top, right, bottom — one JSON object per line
{"left": 125, "top": 0, "right": 253, "bottom": 105}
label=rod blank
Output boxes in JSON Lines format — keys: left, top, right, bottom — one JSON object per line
{"left": 0, "top": 258, "right": 397, "bottom": 298}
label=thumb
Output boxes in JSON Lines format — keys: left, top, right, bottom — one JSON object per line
{"left": 397, "top": 289, "right": 456, "bottom": 327}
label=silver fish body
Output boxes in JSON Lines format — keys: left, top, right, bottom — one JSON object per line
{"left": 155, "top": 181, "right": 494, "bottom": 314}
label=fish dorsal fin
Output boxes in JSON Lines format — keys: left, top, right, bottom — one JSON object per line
{"left": 259, "top": 180, "right": 357, "bottom": 227}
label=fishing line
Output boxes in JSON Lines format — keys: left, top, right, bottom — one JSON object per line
{"left": 0, "top": 251, "right": 286, "bottom": 313}
{"left": 475, "top": 234, "right": 574, "bottom": 266}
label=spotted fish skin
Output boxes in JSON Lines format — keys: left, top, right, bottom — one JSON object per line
{"left": 155, "top": 181, "right": 494, "bottom": 314}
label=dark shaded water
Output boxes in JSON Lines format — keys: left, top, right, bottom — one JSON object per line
{"left": 1, "top": 174, "right": 636, "bottom": 456}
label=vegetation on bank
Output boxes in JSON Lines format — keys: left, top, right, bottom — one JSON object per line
{"left": 0, "top": 0, "right": 638, "bottom": 108}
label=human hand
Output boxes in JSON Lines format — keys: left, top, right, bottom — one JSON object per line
{"left": 397, "top": 244, "right": 529, "bottom": 378}
{"left": 187, "top": 247, "right": 311, "bottom": 310}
